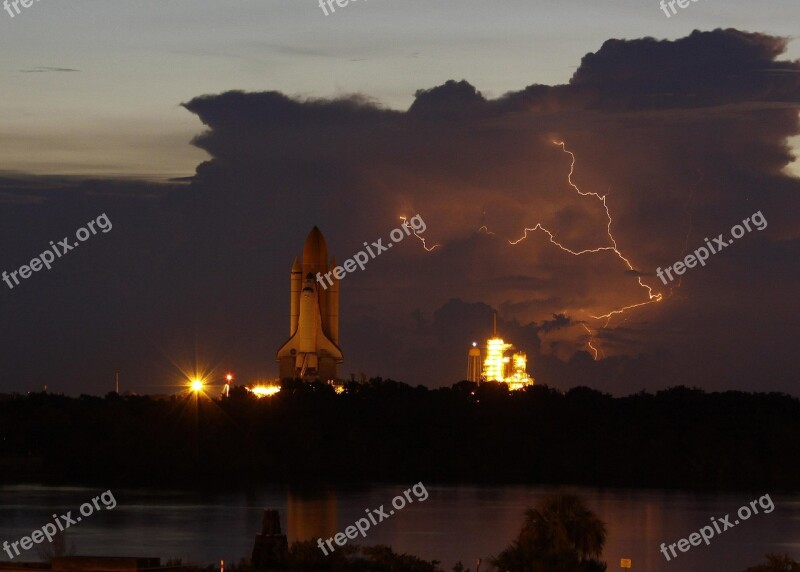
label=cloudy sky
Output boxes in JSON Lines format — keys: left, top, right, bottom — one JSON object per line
{"left": 1, "top": 0, "right": 799, "bottom": 395}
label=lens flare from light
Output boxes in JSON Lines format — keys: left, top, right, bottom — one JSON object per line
{"left": 190, "top": 379, "right": 204, "bottom": 392}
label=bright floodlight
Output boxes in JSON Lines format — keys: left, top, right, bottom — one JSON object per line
{"left": 190, "top": 379, "right": 204, "bottom": 392}
{"left": 225, "top": 374, "right": 233, "bottom": 382}
{"left": 249, "top": 385, "right": 280, "bottom": 398}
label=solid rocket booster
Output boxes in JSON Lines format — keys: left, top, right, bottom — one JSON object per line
{"left": 290, "top": 256, "right": 301, "bottom": 336}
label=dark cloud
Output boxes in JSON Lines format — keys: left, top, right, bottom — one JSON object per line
{"left": 537, "top": 314, "right": 572, "bottom": 334}
{"left": 495, "top": 29, "right": 800, "bottom": 112}
{"left": 18, "top": 67, "right": 80, "bottom": 73}
{"left": 409, "top": 80, "right": 488, "bottom": 119}
{"left": 1, "top": 28, "right": 799, "bottom": 395}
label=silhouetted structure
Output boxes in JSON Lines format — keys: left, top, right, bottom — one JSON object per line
{"left": 252, "top": 509, "right": 289, "bottom": 569}
{"left": 467, "top": 343, "right": 481, "bottom": 383}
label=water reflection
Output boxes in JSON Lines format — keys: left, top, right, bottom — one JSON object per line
{"left": 0, "top": 485, "right": 796, "bottom": 571}
{"left": 286, "top": 489, "right": 337, "bottom": 544}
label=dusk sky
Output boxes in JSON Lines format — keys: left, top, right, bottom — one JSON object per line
{"left": 2, "top": 0, "right": 800, "bottom": 395}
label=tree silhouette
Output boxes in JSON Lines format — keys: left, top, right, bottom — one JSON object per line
{"left": 493, "top": 493, "right": 607, "bottom": 572}
{"left": 744, "top": 553, "right": 800, "bottom": 572}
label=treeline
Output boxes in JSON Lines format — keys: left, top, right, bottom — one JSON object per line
{"left": 1, "top": 380, "right": 799, "bottom": 490}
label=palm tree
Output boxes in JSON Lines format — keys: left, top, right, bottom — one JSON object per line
{"left": 744, "top": 553, "right": 800, "bottom": 572}
{"left": 493, "top": 492, "right": 607, "bottom": 572}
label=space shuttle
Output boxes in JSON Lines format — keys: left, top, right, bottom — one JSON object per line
{"left": 276, "top": 227, "right": 343, "bottom": 381}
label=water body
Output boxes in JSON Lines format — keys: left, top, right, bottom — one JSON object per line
{"left": 0, "top": 485, "right": 798, "bottom": 571}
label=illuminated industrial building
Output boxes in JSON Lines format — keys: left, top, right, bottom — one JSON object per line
{"left": 468, "top": 315, "right": 534, "bottom": 390}
{"left": 502, "top": 351, "right": 534, "bottom": 391}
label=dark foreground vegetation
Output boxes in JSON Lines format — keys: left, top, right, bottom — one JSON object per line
{"left": 1, "top": 380, "right": 799, "bottom": 490}
{"left": 162, "top": 546, "right": 799, "bottom": 572}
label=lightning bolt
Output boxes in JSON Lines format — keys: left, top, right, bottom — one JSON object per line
{"left": 401, "top": 216, "right": 441, "bottom": 252}
{"left": 488, "top": 140, "right": 664, "bottom": 357}
{"left": 580, "top": 323, "right": 600, "bottom": 360}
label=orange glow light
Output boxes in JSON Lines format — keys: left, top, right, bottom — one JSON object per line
{"left": 248, "top": 385, "right": 280, "bottom": 398}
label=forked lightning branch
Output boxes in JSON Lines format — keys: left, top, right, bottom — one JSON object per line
{"left": 315, "top": 214, "right": 431, "bottom": 289}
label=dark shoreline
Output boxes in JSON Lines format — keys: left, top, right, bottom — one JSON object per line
{"left": 2, "top": 381, "right": 798, "bottom": 492}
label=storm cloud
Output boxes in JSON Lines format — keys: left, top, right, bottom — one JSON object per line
{"left": 1, "top": 28, "right": 798, "bottom": 395}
